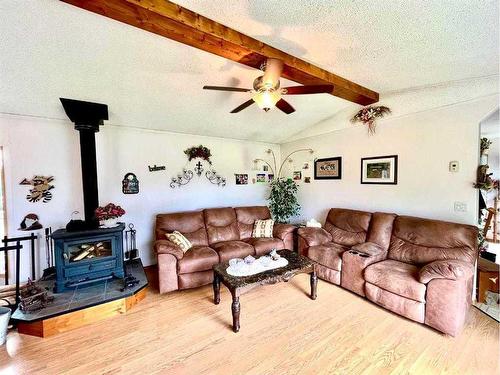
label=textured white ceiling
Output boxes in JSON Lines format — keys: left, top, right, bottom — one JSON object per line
{"left": 1, "top": 0, "right": 498, "bottom": 143}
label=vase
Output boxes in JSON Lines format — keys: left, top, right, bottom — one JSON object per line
{"left": 101, "top": 218, "right": 119, "bottom": 228}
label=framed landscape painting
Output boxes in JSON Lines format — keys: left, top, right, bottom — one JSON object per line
{"left": 314, "top": 157, "right": 342, "bottom": 180}
{"left": 361, "top": 155, "right": 398, "bottom": 184}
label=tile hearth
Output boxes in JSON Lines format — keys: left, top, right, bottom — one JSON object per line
{"left": 12, "top": 259, "right": 147, "bottom": 323}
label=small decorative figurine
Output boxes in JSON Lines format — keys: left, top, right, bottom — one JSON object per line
{"left": 18, "top": 213, "right": 43, "bottom": 231}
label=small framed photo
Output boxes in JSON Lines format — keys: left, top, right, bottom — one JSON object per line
{"left": 361, "top": 155, "right": 398, "bottom": 184}
{"left": 314, "top": 157, "right": 342, "bottom": 180}
{"left": 267, "top": 174, "right": 274, "bottom": 182}
{"left": 263, "top": 165, "right": 269, "bottom": 172}
{"left": 293, "top": 171, "right": 302, "bottom": 181}
{"left": 235, "top": 174, "right": 248, "bottom": 185}
{"left": 256, "top": 173, "right": 266, "bottom": 183}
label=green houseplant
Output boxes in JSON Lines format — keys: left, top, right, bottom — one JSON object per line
{"left": 268, "top": 178, "right": 300, "bottom": 223}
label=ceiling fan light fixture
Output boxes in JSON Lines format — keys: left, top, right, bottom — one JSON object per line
{"left": 252, "top": 90, "right": 281, "bottom": 112}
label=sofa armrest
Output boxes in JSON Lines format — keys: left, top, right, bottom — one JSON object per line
{"left": 273, "top": 223, "right": 295, "bottom": 240}
{"left": 351, "top": 242, "right": 386, "bottom": 257}
{"left": 297, "top": 227, "right": 332, "bottom": 247}
{"left": 154, "top": 240, "right": 184, "bottom": 260}
{"left": 419, "top": 259, "right": 474, "bottom": 284}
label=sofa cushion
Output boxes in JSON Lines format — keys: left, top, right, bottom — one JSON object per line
{"left": 252, "top": 219, "right": 275, "bottom": 238}
{"left": 235, "top": 206, "right": 271, "bottom": 239}
{"left": 307, "top": 242, "right": 348, "bottom": 271}
{"left": 364, "top": 259, "right": 426, "bottom": 302}
{"left": 211, "top": 240, "right": 255, "bottom": 263}
{"left": 204, "top": 207, "right": 240, "bottom": 244}
{"left": 366, "top": 212, "right": 397, "bottom": 250}
{"left": 244, "top": 237, "right": 284, "bottom": 256}
{"left": 155, "top": 211, "right": 208, "bottom": 246}
{"left": 177, "top": 246, "right": 219, "bottom": 274}
{"left": 324, "top": 208, "right": 372, "bottom": 247}
{"left": 165, "top": 231, "right": 192, "bottom": 252}
{"left": 388, "top": 216, "right": 478, "bottom": 266}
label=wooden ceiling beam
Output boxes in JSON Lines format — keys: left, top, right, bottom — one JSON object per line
{"left": 60, "top": 0, "right": 379, "bottom": 105}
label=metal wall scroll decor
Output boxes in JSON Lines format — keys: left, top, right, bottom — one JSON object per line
{"left": 171, "top": 145, "right": 226, "bottom": 188}
{"left": 122, "top": 173, "right": 139, "bottom": 194}
{"left": 148, "top": 165, "right": 166, "bottom": 172}
{"left": 206, "top": 170, "right": 226, "bottom": 186}
{"left": 20, "top": 176, "right": 55, "bottom": 203}
{"left": 170, "top": 169, "right": 193, "bottom": 188}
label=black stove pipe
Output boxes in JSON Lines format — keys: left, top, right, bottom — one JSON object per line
{"left": 60, "top": 98, "right": 108, "bottom": 229}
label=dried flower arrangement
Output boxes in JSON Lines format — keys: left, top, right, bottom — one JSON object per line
{"left": 480, "top": 137, "right": 493, "bottom": 155}
{"left": 184, "top": 145, "right": 212, "bottom": 164}
{"left": 351, "top": 105, "right": 391, "bottom": 135}
{"left": 95, "top": 203, "right": 126, "bottom": 221}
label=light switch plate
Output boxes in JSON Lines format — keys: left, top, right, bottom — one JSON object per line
{"left": 449, "top": 161, "right": 459, "bottom": 172}
{"left": 454, "top": 202, "right": 467, "bottom": 212}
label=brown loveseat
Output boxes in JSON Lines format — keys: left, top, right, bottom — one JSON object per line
{"left": 154, "top": 206, "right": 295, "bottom": 294}
{"left": 298, "top": 208, "right": 478, "bottom": 336}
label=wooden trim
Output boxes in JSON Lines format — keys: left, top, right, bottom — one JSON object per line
{"left": 17, "top": 287, "right": 147, "bottom": 337}
{"left": 60, "top": 0, "right": 379, "bottom": 105}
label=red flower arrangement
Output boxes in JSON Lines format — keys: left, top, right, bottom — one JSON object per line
{"left": 184, "top": 145, "right": 212, "bottom": 164}
{"left": 95, "top": 203, "right": 125, "bottom": 221}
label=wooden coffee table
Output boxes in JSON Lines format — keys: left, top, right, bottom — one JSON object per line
{"left": 212, "top": 249, "right": 317, "bottom": 332}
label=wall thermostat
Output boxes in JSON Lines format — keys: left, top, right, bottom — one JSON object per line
{"left": 449, "top": 161, "right": 459, "bottom": 172}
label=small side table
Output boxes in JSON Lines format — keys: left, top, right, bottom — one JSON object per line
{"left": 477, "top": 257, "right": 499, "bottom": 303}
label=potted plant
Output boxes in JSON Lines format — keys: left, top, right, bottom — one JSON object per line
{"left": 95, "top": 203, "right": 125, "bottom": 228}
{"left": 268, "top": 178, "right": 300, "bottom": 223}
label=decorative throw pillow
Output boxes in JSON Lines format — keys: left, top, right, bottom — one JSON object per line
{"left": 252, "top": 219, "right": 275, "bottom": 238}
{"left": 165, "top": 231, "right": 192, "bottom": 252}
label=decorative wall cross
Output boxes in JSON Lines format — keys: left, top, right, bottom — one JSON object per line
{"left": 194, "top": 161, "right": 204, "bottom": 177}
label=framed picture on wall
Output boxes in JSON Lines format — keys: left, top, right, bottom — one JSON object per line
{"left": 361, "top": 155, "right": 398, "bottom": 184}
{"left": 314, "top": 157, "right": 342, "bottom": 180}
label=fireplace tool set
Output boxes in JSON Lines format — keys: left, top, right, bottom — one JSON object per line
{"left": 41, "top": 227, "right": 56, "bottom": 280}
{"left": 122, "top": 223, "right": 140, "bottom": 291}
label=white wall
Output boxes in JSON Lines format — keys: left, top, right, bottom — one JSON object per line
{"left": 280, "top": 94, "right": 499, "bottom": 225}
{"left": 0, "top": 114, "right": 279, "bottom": 282}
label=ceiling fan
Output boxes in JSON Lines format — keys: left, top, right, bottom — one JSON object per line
{"left": 203, "top": 58, "right": 333, "bottom": 114}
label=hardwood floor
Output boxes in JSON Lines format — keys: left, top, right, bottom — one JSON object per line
{"left": 1, "top": 273, "right": 498, "bottom": 375}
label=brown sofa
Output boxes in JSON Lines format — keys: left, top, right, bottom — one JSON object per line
{"left": 298, "top": 208, "right": 478, "bottom": 336}
{"left": 154, "top": 206, "right": 295, "bottom": 294}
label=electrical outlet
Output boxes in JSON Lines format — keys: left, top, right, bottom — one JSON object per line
{"left": 454, "top": 202, "right": 467, "bottom": 212}
{"left": 449, "top": 161, "right": 459, "bottom": 172}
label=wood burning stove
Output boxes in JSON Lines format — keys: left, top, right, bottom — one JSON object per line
{"left": 52, "top": 224, "right": 125, "bottom": 293}
{"left": 53, "top": 98, "right": 125, "bottom": 293}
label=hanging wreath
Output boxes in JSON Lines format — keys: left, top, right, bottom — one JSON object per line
{"left": 351, "top": 105, "right": 391, "bottom": 135}
{"left": 184, "top": 145, "right": 212, "bottom": 165}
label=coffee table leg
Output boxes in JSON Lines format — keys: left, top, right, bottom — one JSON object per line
{"left": 310, "top": 270, "right": 318, "bottom": 300}
{"left": 213, "top": 272, "right": 220, "bottom": 305}
{"left": 231, "top": 293, "right": 240, "bottom": 333}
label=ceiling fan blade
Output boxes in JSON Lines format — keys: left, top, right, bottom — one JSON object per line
{"left": 282, "top": 85, "right": 333, "bottom": 95}
{"left": 203, "top": 85, "right": 251, "bottom": 92}
{"left": 230, "top": 99, "right": 255, "bottom": 113}
{"left": 275, "top": 98, "right": 296, "bottom": 114}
